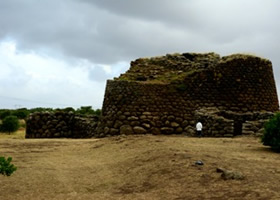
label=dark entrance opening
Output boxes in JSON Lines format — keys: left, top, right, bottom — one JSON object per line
{"left": 233, "top": 120, "right": 243, "bottom": 136}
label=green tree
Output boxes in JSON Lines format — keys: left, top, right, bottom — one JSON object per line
{"left": 0, "top": 110, "right": 11, "bottom": 120}
{"left": 1, "top": 116, "right": 20, "bottom": 134}
{"left": 262, "top": 112, "right": 280, "bottom": 152}
{"left": 29, "top": 107, "right": 53, "bottom": 113}
{"left": 76, "top": 106, "right": 95, "bottom": 115}
{"left": 13, "top": 108, "right": 29, "bottom": 119}
{"left": 62, "top": 107, "right": 75, "bottom": 113}
{"left": 94, "top": 109, "right": 102, "bottom": 116}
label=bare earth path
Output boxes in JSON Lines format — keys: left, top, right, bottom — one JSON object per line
{"left": 0, "top": 135, "right": 280, "bottom": 200}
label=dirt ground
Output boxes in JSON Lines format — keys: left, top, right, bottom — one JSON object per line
{"left": 0, "top": 134, "right": 280, "bottom": 200}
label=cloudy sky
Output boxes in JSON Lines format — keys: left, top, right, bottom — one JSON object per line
{"left": 0, "top": 0, "right": 280, "bottom": 109}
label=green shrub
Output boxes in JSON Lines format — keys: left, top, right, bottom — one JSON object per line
{"left": 76, "top": 106, "right": 95, "bottom": 115}
{"left": 13, "top": 108, "right": 29, "bottom": 119}
{"left": 262, "top": 112, "right": 280, "bottom": 152}
{"left": 62, "top": 107, "right": 75, "bottom": 113}
{"left": 0, "top": 110, "right": 11, "bottom": 120}
{"left": 29, "top": 107, "right": 53, "bottom": 113}
{"left": 76, "top": 106, "right": 101, "bottom": 116}
{"left": 94, "top": 109, "right": 101, "bottom": 116}
{"left": 1, "top": 115, "right": 20, "bottom": 134}
{"left": 0, "top": 156, "right": 17, "bottom": 176}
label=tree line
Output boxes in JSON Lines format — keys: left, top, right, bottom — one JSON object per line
{"left": 0, "top": 106, "right": 101, "bottom": 120}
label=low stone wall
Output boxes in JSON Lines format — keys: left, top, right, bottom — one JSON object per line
{"left": 25, "top": 109, "right": 274, "bottom": 138}
{"left": 26, "top": 111, "right": 99, "bottom": 138}
{"left": 192, "top": 107, "right": 274, "bottom": 137}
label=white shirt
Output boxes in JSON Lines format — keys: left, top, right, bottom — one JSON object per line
{"left": 196, "top": 122, "right": 202, "bottom": 131}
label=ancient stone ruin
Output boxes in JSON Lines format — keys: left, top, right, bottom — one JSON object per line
{"left": 26, "top": 52, "right": 279, "bottom": 138}
{"left": 25, "top": 111, "right": 98, "bottom": 138}
{"left": 96, "top": 52, "right": 279, "bottom": 137}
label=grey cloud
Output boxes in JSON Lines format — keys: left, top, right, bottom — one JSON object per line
{"left": 0, "top": 0, "right": 211, "bottom": 65}
{"left": 0, "top": 0, "right": 280, "bottom": 79}
{"left": 84, "top": 0, "right": 199, "bottom": 28}
{"left": 0, "top": 0, "right": 280, "bottom": 109}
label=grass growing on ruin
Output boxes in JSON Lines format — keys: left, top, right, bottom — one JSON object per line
{"left": 220, "top": 53, "right": 270, "bottom": 63}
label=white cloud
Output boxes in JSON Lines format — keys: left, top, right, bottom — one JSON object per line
{"left": 0, "top": 40, "right": 105, "bottom": 109}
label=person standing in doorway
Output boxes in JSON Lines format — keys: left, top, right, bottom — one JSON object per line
{"left": 196, "top": 121, "right": 203, "bottom": 137}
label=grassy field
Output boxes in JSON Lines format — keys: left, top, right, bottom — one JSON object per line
{"left": 0, "top": 128, "right": 26, "bottom": 139}
{"left": 0, "top": 132, "right": 280, "bottom": 200}
{"left": 0, "top": 119, "right": 26, "bottom": 139}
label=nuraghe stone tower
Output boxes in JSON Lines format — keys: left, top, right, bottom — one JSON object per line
{"left": 96, "top": 52, "right": 279, "bottom": 137}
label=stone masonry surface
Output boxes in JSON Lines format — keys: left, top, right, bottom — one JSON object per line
{"left": 26, "top": 111, "right": 99, "bottom": 138}
{"left": 96, "top": 52, "right": 279, "bottom": 137}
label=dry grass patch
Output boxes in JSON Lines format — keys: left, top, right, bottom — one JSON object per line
{"left": 0, "top": 135, "right": 280, "bottom": 200}
{"left": 0, "top": 128, "right": 26, "bottom": 139}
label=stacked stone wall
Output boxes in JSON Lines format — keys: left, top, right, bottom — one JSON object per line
{"left": 97, "top": 54, "right": 279, "bottom": 137}
{"left": 194, "top": 107, "right": 274, "bottom": 137}
{"left": 26, "top": 111, "right": 99, "bottom": 138}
